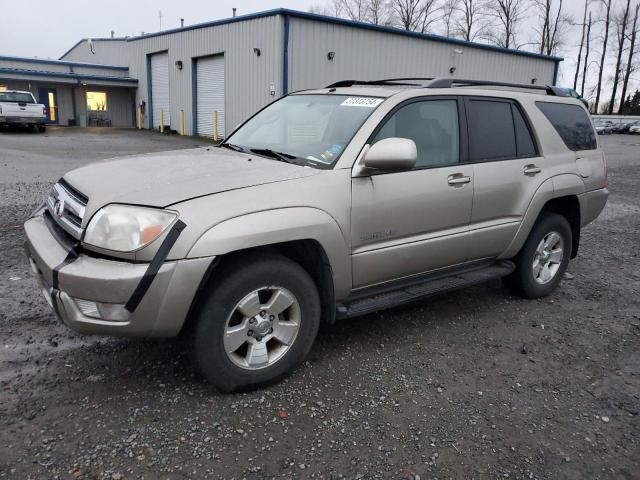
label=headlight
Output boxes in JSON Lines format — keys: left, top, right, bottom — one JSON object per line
{"left": 83, "top": 204, "right": 177, "bottom": 252}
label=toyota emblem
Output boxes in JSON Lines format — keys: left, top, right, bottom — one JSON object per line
{"left": 54, "top": 199, "right": 65, "bottom": 218}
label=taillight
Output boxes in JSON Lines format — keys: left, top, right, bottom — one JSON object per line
{"left": 42, "top": 106, "right": 46, "bottom": 116}
{"left": 602, "top": 151, "right": 608, "bottom": 188}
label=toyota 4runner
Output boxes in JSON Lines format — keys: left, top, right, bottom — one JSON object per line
{"left": 24, "top": 78, "right": 609, "bottom": 391}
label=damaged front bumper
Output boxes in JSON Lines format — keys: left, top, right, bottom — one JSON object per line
{"left": 24, "top": 211, "right": 212, "bottom": 337}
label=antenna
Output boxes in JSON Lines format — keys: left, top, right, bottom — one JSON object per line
{"left": 233, "top": 7, "right": 237, "bottom": 17}
{"left": 180, "top": 18, "right": 184, "bottom": 28}
{"left": 158, "top": 10, "right": 163, "bottom": 31}
{"left": 110, "top": 30, "right": 115, "bottom": 38}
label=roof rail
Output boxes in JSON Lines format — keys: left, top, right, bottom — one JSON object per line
{"left": 325, "top": 77, "right": 569, "bottom": 97}
{"left": 325, "top": 79, "right": 424, "bottom": 88}
{"left": 425, "top": 77, "right": 568, "bottom": 96}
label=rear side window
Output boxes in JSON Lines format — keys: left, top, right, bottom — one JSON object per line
{"left": 536, "top": 101, "right": 596, "bottom": 151}
{"left": 467, "top": 99, "right": 516, "bottom": 161}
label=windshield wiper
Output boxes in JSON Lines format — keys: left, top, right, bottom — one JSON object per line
{"left": 249, "top": 148, "right": 298, "bottom": 164}
{"left": 220, "top": 143, "right": 247, "bottom": 152}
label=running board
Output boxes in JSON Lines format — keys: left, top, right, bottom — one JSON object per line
{"left": 336, "top": 260, "right": 515, "bottom": 319}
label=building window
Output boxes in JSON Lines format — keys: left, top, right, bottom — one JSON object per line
{"left": 86, "top": 91, "right": 108, "bottom": 111}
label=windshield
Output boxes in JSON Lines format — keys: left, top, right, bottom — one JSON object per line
{"left": 0, "top": 92, "right": 35, "bottom": 103}
{"left": 224, "top": 94, "right": 383, "bottom": 167}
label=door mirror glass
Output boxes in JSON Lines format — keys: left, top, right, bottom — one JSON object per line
{"left": 363, "top": 137, "right": 417, "bottom": 172}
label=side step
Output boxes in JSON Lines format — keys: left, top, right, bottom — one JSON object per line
{"left": 336, "top": 260, "right": 515, "bottom": 319}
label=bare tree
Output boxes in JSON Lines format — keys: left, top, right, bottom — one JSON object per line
{"left": 581, "top": 11, "right": 593, "bottom": 97}
{"left": 574, "top": 0, "right": 589, "bottom": 89}
{"left": 390, "top": 0, "right": 425, "bottom": 29}
{"left": 340, "top": 0, "right": 369, "bottom": 21}
{"left": 533, "top": 0, "right": 571, "bottom": 56}
{"left": 483, "top": 0, "right": 529, "bottom": 49}
{"left": 389, "top": 0, "right": 440, "bottom": 32}
{"left": 454, "top": 0, "right": 485, "bottom": 40}
{"left": 593, "top": 0, "right": 612, "bottom": 114}
{"left": 619, "top": 3, "right": 639, "bottom": 113}
{"left": 609, "top": 0, "right": 633, "bottom": 113}
{"left": 367, "top": 0, "right": 391, "bottom": 24}
{"left": 441, "top": 0, "right": 460, "bottom": 36}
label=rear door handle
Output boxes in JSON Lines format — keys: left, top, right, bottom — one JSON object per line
{"left": 448, "top": 174, "right": 471, "bottom": 186}
{"left": 524, "top": 165, "right": 542, "bottom": 175}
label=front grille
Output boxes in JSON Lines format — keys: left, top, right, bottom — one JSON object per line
{"left": 45, "top": 180, "right": 88, "bottom": 241}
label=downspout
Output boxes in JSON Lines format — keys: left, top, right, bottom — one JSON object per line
{"left": 282, "top": 14, "right": 290, "bottom": 96}
{"left": 71, "top": 83, "right": 78, "bottom": 127}
{"left": 191, "top": 59, "right": 197, "bottom": 135}
{"left": 146, "top": 54, "right": 153, "bottom": 128}
{"left": 552, "top": 59, "right": 560, "bottom": 86}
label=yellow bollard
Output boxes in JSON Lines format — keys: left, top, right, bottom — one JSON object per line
{"left": 160, "top": 108, "right": 164, "bottom": 134}
{"left": 213, "top": 110, "right": 219, "bottom": 142}
{"left": 180, "top": 110, "right": 185, "bottom": 136}
{"left": 136, "top": 107, "right": 142, "bottom": 129}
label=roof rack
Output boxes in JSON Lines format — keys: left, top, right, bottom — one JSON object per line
{"left": 325, "top": 77, "right": 569, "bottom": 97}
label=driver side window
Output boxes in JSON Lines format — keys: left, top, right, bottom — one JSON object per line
{"left": 372, "top": 99, "right": 460, "bottom": 168}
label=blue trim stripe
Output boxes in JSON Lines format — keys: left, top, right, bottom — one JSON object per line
{"left": 283, "top": 15, "right": 290, "bottom": 95}
{"left": 0, "top": 67, "right": 138, "bottom": 84}
{"left": 126, "top": 8, "right": 563, "bottom": 64}
{"left": 191, "top": 59, "right": 198, "bottom": 135}
{"left": 0, "top": 54, "right": 128, "bottom": 71}
{"left": 146, "top": 55, "right": 153, "bottom": 129}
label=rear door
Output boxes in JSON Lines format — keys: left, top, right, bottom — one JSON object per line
{"left": 38, "top": 88, "right": 58, "bottom": 124}
{"left": 350, "top": 97, "right": 474, "bottom": 288}
{"left": 466, "top": 96, "right": 548, "bottom": 260}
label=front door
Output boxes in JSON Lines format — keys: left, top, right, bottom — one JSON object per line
{"left": 38, "top": 88, "right": 58, "bottom": 124}
{"left": 350, "top": 97, "right": 474, "bottom": 289}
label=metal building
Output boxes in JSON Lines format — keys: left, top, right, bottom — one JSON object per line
{"left": 6, "top": 8, "right": 562, "bottom": 136}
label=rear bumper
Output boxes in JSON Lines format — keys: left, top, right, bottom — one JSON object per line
{"left": 578, "top": 187, "right": 609, "bottom": 227}
{"left": 0, "top": 116, "right": 45, "bottom": 125}
{"left": 24, "top": 212, "right": 212, "bottom": 337}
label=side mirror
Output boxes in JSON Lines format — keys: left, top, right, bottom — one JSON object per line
{"left": 363, "top": 137, "right": 417, "bottom": 172}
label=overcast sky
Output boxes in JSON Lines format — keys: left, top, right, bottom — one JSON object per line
{"left": 1, "top": 0, "right": 636, "bottom": 105}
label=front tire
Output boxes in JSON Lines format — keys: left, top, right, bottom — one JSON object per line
{"left": 506, "top": 213, "right": 572, "bottom": 299}
{"left": 192, "top": 255, "right": 321, "bottom": 392}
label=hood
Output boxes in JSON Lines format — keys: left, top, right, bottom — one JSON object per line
{"left": 63, "top": 147, "right": 319, "bottom": 221}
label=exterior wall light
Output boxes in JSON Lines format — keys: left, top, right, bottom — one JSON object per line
{"left": 175, "top": 60, "right": 183, "bottom": 70}
{"left": 449, "top": 66, "right": 456, "bottom": 74}
{"left": 327, "top": 51, "right": 335, "bottom": 61}
{"left": 253, "top": 48, "right": 261, "bottom": 56}
{"left": 531, "top": 78, "right": 538, "bottom": 84}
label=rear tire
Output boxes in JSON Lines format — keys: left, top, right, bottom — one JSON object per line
{"left": 37, "top": 125, "right": 46, "bottom": 133}
{"left": 191, "top": 255, "right": 321, "bottom": 392}
{"left": 506, "top": 213, "right": 572, "bottom": 299}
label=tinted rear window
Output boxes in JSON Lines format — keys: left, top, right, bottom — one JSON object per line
{"left": 467, "top": 99, "right": 516, "bottom": 161}
{"left": 0, "top": 92, "right": 35, "bottom": 103}
{"left": 536, "top": 101, "right": 596, "bottom": 151}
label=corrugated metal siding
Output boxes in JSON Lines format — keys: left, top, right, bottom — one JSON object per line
{"left": 150, "top": 52, "right": 171, "bottom": 128}
{"left": 60, "top": 40, "right": 130, "bottom": 66}
{"left": 127, "top": 15, "right": 283, "bottom": 135}
{"left": 196, "top": 54, "right": 225, "bottom": 138}
{"left": 287, "top": 17, "right": 556, "bottom": 91}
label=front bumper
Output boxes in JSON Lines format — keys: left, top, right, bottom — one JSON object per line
{"left": 0, "top": 116, "right": 46, "bottom": 125}
{"left": 24, "top": 213, "right": 212, "bottom": 337}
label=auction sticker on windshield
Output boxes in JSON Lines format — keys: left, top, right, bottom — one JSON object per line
{"left": 340, "top": 97, "right": 383, "bottom": 108}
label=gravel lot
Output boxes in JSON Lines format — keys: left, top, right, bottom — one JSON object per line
{"left": 1, "top": 128, "right": 639, "bottom": 479}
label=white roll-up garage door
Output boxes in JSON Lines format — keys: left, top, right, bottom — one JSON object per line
{"left": 196, "top": 54, "right": 225, "bottom": 138}
{"left": 150, "top": 51, "right": 170, "bottom": 129}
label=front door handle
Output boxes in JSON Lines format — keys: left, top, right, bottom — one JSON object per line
{"left": 524, "top": 165, "right": 542, "bottom": 175}
{"left": 448, "top": 174, "right": 471, "bottom": 186}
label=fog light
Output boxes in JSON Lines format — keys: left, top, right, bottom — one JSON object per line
{"left": 74, "top": 298, "right": 130, "bottom": 322}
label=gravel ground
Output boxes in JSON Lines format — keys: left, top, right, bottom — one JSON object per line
{"left": 1, "top": 128, "right": 639, "bottom": 479}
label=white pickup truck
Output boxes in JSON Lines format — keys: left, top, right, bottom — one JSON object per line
{"left": 0, "top": 90, "right": 47, "bottom": 132}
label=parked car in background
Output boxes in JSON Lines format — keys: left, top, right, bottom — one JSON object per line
{"left": 630, "top": 122, "right": 640, "bottom": 134}
{"left": 594, "top": 119, "right": 614, "bottom": 135}
{"left": 24, "top": 78, "right": 608, "bottom": 392}
{"left": 0, "top": 90, "right": 46, "bottom": 132}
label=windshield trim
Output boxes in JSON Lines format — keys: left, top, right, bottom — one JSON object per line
{"left": 221, "top": 93, "right": 386, "bottom": 170}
